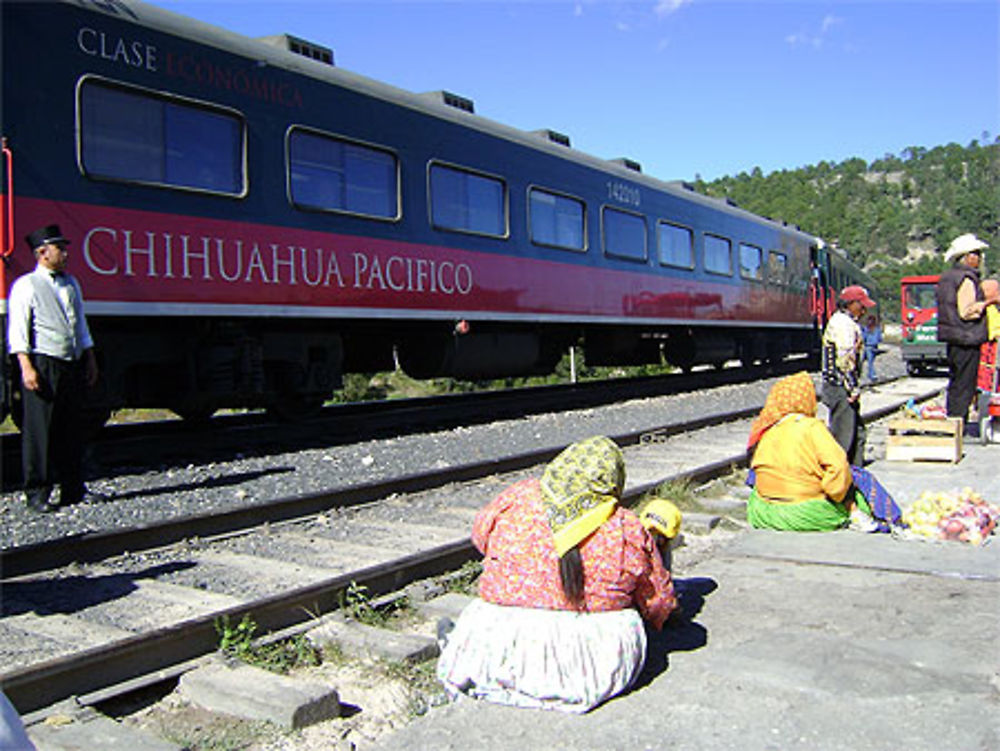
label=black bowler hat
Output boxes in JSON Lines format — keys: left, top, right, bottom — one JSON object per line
{"left": 25, "top": 224, "right": 69, "bottom": 252}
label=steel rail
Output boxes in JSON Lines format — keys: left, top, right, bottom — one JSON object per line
{"left": 0, "top": 404, "right": 763, "bottom": 579}
{"left": 1, "top": 373, "right": 916, "bottom": 579}
{"left": 2, "top": 539, "right": 477, "bottom": 713}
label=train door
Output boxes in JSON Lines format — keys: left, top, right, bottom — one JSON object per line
{"left": 808, "top": 245, "right": 832, "bottom": 329}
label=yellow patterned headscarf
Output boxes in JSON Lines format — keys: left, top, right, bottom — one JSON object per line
{"left": 541, "top": 436, "right": 625, "bottom": 557}
{"left": 747, "top": 371, "right": 817, "bottom": 450}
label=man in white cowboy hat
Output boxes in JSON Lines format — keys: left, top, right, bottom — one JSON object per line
{"left": 936, "top": 233, "right": 999, "bottom": 428}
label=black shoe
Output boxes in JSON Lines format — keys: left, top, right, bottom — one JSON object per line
{"left": 24, "top": 489, "right": 55, "bottom": 513}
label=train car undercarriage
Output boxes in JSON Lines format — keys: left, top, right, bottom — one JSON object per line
{"left": 48, "top": 317, "right": 818, "bottom": 424}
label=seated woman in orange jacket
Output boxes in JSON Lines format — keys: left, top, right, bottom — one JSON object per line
{"left": 747, "top": 371, "right": 856, "bottom": 531}
{"left": 747, "top": 371, "right": 903, "bottom": 532}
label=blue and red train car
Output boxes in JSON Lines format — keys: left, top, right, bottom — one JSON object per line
{"left": 0, "top": 0, "right": 875, "bottom": 422}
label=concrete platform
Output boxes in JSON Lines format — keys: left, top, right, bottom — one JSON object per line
{"left": 374, "top": 380, "right": 1000, "bottom": 751}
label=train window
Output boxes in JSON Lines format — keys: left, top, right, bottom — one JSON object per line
{"left": 430, "top": 163, "right": 507, "bottom": 237}
{"left": 79, "top": 79, "right": 244, "bottom": 195}
{"left": 602, "top": 207, "right": 647, "bottom": 261}
{"left": 289, "top": 129, "right": 398, "bottom": 219}
{"left": 739, "top": 243, "right": 763, "bottom": 281}
{"left": 529, "top": 187, "right": 585, "bottom": 251}
{"left": 704, "top": 234, "right": 732, "bottom": 276}
{"left": 768, "top": 251, "right": 788, "bottom": 284}
{"left": 657, "top": 222, "right": 694, "bottom": 269}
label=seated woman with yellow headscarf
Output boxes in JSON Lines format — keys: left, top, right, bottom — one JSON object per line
{"left": 436, "top": 435, "right": 677, "bottom": 713}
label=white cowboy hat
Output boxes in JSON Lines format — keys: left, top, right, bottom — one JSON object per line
{"left": 944, "top": 233, "right": 988, "bottom": 263}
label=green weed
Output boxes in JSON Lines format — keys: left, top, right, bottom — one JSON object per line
{"left": 440, "top": 560, "right": 482, "bottom": 595}
{"left": 213, "top": 614, "right": 321, "bottom": 674}
{"left": 338, "top": 581, "right": 411, "bottom": 627}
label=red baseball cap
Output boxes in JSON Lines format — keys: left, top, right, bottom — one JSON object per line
{"left": 839, "top": 285, "right": 876, "bottom": 307}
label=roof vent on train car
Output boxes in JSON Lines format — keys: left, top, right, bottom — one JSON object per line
{"left": 258, "top": 34, "right": 334, "bottom": 65}
{"left": 610, "top": 157, "right": 642, "bottom": 173}
{"left": 532, "top": 129, "right": 571, "bottom": 147}
{"left": 421, "top": 90, "right": 475, "bottom": 114}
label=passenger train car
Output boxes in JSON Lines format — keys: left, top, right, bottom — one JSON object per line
{"left": 0, "top": 0, "right": 877, "bottom": 422}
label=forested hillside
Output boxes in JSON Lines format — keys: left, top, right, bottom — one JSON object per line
{"left": 692, "top": 138, "right": 999, "bottom": 319}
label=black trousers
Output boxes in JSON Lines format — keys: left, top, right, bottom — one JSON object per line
{"left": 821, "top": 383, "right": 866, "bottom": 466}
{"left": 21, "top": 354, "right": 86, "bottom": 503}
{"left": 946, "top": 343, "right": 980, "bottom": 422}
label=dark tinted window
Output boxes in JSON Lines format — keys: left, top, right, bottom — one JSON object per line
{"left": 80, "top": 80, "right": 243, "bottom": 194}
{"left": 529, "top": 188, "right": 585, "bottom": 251}
{"left": 289, "top": 129, "right": 398, "bottom": 218}
{"left": 430, "top": 164, "right": 506, "bottom": 236}
{"left": 658, "top": 222, "right": 693, "bottom": 268}
{"left": 704, "top": 234, "right": 732, "bottom": 275}
{"left": 603, "top": 207, "right": 646, "bottom": 261}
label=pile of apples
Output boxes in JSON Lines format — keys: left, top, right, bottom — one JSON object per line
{"left": 901, "top": 488, "right": 999, "bottom": 545}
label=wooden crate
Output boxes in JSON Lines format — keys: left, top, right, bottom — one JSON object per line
{"left": 885, "top": 417, "right": 963, "bottom": 463}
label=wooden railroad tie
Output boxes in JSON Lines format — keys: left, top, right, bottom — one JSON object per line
{"left": 885, "top": 417, "right": 963, "bottom": 464}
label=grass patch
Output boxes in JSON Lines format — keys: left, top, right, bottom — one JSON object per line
{"left": 338, "top": 581, "right": 412, "bottom": 628}
{"left": 636, "top": 478, "right": 703, "bottom": 513}
{"left": 214, "top": 615, "right": 321, "bottom": 674}
{"left": 440, "top": 560, "right": 482, "bottom": 596}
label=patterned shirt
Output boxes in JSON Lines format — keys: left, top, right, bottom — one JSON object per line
{"left": 821, "top": 309, "right": 862, "bottom": 394}
{"left": 473, "top": 477, "right": 677, "bottom": 630}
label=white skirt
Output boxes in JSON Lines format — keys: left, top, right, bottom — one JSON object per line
{"left": 436, "top": 598, "right": 647, "bottom": 713}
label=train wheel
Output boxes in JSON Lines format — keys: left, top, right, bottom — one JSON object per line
{"left": 82, "top": 407, "right": 112, "bottom": 437}
{"left": 266, "top": 395, "right": 324, "bottom": 422}
{"left": 170, "top": 403, "right": 217, "bottom": 423}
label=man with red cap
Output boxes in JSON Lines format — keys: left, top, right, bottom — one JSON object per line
{"left": 820, "top": 284, "right": 875, "bottom": 465}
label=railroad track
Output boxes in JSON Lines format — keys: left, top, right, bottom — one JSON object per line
{"left": 1, "top": 372, "right": 936, "bottom": 718}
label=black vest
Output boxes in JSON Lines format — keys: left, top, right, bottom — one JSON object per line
{"left": 936, "top": 265, "right": 987, "bottom": 346}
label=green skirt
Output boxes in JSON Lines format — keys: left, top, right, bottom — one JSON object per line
{"left": 746, "top": 487, "right": 869, "bottom": 532}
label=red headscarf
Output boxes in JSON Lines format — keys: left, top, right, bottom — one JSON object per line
{"left": 747, "top": 371, "right": 817, "bottom": 450}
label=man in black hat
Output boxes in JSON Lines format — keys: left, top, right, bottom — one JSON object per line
{"left": 7, "top": 224, "right": 100, "bottom": 511}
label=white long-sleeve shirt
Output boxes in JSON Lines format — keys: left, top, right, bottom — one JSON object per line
{"left": 7, "top": 266, "right": 94, "bottom": 360}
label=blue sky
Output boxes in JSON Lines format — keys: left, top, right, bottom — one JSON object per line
{"left": 149, "top": 0, "right": 999, "bottom": 182}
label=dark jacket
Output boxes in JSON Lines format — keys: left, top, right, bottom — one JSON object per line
{"left": 936, "top": 265, "right": 987, "bottom": 346}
